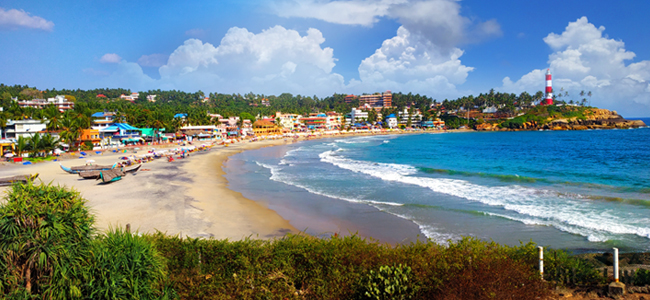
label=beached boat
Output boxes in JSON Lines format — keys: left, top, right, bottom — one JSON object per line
{"left": 98, "top": 168, "right": 125, "bottom": 183}
{"left": 124, "top": 164, "right": 141, "bottom": 174}
{"left": 78, "top": 170, "right": 101, "bottom": 180}
{"left": 0, "top": 173, "right": 39, "bottom": 186}
{"left": 60, "top": 162, "right": 118, "bottom": 174}
{"left": 79, "top": 164, "right": 139, "bottom": 180}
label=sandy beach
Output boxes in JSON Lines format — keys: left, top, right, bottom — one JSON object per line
{"left": 0, "top": 130, "right": 442, "bottom": 241}
{"left": 0, "top": 139, "right": 300, "bottom": 239}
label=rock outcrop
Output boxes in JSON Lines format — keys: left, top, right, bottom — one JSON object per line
{"left": 539, "top": 108, "right": 646, "bottom": 130}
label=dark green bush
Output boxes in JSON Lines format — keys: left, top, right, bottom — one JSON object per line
{"left": 634, "top": 269, "right": 650, "bottom": 286}
{"left": 0, "top": 182, "right": 173, "bottom": 299}
{"left": 542, "top": 248, "right": 605, "bottom": 286}
{"left": 150, "top": 235, "right": 551, "bottom": 300}
{"left": 0, "top": 181, "right": 94, "bottom": 299}
{"left": 86, "top": 227, "right": 173, "bottom": 299}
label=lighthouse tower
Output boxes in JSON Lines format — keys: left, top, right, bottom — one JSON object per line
{"left": 544, "top": 69, "right": 553, "bottom": 105}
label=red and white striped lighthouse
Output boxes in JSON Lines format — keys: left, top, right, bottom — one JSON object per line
{"left": 544, "top": 68, "right": 553, "bottom": 105}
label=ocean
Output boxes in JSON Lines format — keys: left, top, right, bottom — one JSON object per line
{"left": 225, "top": 119, "right": 650, "bottom": 252}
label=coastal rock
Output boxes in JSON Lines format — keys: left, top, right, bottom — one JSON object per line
{"left": 475, "top": 123, "right": 500, "bottom": 131}
{"left": 569, "top": 125, "right": 589, "bottom": 130}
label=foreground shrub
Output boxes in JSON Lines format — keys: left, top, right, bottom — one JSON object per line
{"left": 359, "top": 264, "right": 415, "bottom": 300}
{"left": 151, "top": 234, "right": 552, "bottom": 300}
{"left": 86, "top": 227, "right": 173, "bottom": 299}
{"left": 0, "top": 182, "right": 94, "bottom": 299}
{"left": 635, "top": 269, "right": 650, "bottom": 286}
{"left": 0, "top": 182, "right": 173, "bottom": 299}
{"left": 543, "top": 248, "right": 605, "bottom": 286}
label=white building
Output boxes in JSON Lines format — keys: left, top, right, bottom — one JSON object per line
{"left": 385, "top": 114, "right": 398, "bottom": 129}
{"left": 4, "top": 119, "right": 47, "bottom": 139}
{"left": 119, "top": 92, "right": 139, "bottom": 102}
{"left": 91, "top": 111, "right": 119, "bottom": 130}
{"left": 276, "top": 112, "right": 301, "bottom": 130}
{"left": 326, "top": 112, "right": 342, "bottom": 129}
{"left": 398, "top": 108, "right": 422, "bottom": 126}
{"left": 350, "top": 108, "right": 368, "bottom": 123}
{"left": 16, "top": 95, "right": 74, "bottom": 112}
{"left": 147, "top": 95, "right": 157, "bottom": 102}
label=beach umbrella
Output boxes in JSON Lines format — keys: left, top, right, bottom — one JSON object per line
{"left": 86, "top": 159, "right": 95, "bottom": 164}
{"left": 4, "top": 153, "right": 14, "bottom": 157}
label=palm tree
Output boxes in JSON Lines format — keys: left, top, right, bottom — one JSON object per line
{"left": 27, "top": 133, "right": 42, "bottom": 157}
{"left": 60, "top": 117, "right": 81, "bottom": 150}
{"left": 16, "top": 136, "right": 28, "bottom": 158}
{"left": 40, "top": 133, "right": 59, "bottom": 157}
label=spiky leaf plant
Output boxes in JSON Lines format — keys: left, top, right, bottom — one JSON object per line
{"left": 0, "top": 181, "right": 94, "bottom": 299}
{"left": 86, "top": 227, "right": 173, "bottom": 299}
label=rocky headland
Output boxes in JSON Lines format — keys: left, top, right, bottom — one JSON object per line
{"left": 475, "top": 108, "right": 647, "bottom": 131}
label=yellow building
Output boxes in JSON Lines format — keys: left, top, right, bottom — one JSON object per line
{"left": 253, "top": 120, "right": 282, "bottom": 136}
{"left": 0, "top": 140, "right": 14, "bottom": 156}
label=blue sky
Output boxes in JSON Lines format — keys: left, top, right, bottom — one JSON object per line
{"left": 1, "top": 0, "right": 649, "bottom": 117}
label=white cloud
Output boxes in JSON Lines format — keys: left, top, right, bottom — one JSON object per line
{"left": 272, "top": 0, "right": 501, "bottom": 51}
{"left": 352, "top": 26, "right": 473, "bottom": 98}
{"left": 100, "top": 62, "right": 157, "bottom": 91}
{"left": 137, "top": 53, "right": 168, "bottom": 67}
{"left": 100, "top": 53, "right": 122, "bottom": 64}
{"left": 500, "top": 17, "right": 650, "bottom": 117}
{"left": 100, "top": 26, "right": 345, "bottom": 96}
{"left": 389, "top": 0, "right": 500, "bottom": 50}
{"left": 0, "top": 8, "right": 54, "bottom": 31}
{"left": 272, "top": 0, "right": 405, "bottom": 26}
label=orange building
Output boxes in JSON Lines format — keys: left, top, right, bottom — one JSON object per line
{"left": 80, "top": 129, "right": 101, "bottom": 146}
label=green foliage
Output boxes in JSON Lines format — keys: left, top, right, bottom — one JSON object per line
{"left": 542, "top": 248, "right": 605, "bottom": 286}
{"left": 360, "top": 264, "right": 414, "bottom": 300}
{"left": 149, "top": 234, "right": 551, "bottom": 300}
{"left": 86, "top": 228, "right": 173, "bottom": 299}
{"left": 81, "top": 140, "right": 94, "bottom": 151}
{"left": 634, "top": 269, "right": 650, "bottom": 286}
{"left": 499, "top": 114, "right": 545, "bottom": 129}
{"left": 0, "top": 181, "right": 94, "bottom": 299}
{"left": 440, "top": 115, "right": 475, "bottom": 129}
{"left": 0, "top": 183, "right": 173, "bottom": 299}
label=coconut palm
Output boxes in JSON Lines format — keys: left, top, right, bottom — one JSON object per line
{"left": 40, "top": 133, "right": 59, "bottom": 156}
{"left": 29, "top": 133, "right": 42, "bottom": 157}
{"left": 16, "top": 136, "right": 28, "bottom": 158}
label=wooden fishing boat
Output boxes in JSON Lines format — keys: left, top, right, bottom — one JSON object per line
{"left": 78, "top": 170, "right": 101, "bottom": 180}
{"left": 60, "top": 162, "right": 118, "bottom": 174}
{"left": 80, "top": 164, "right": 140, "bottom": 180}
{"left": 0, "top": 173, "right": 39, "bottom": 186}
{"left": 98, "top": 168, "right": 125, "bottom": 183}
{"left": 124, "top": 164, "right": 141, "bottom": 174}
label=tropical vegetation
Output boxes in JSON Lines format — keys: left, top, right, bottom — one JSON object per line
{"left": 0, "top": 84, "right": 597, "bottom": 149}
{"left": 5, "top": 182, "right": 641, "bottom": 299}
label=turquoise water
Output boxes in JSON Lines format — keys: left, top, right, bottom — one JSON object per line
{"left": 227, "top": 122, "right": 650, "bottom": 251}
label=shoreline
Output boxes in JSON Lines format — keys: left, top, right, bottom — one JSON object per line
{"left": 0, "top": 140, "right": 299, "bottom": 239}
{"left": 0, "top": 130, "right": 433, "bottom": 241}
